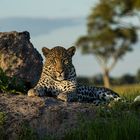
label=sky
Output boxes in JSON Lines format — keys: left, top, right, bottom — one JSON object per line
{"left": 0, "top": 0, "right": 140, "bottom": 77}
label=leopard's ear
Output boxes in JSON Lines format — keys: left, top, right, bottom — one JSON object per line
{"left": 67, "top": 46, "right": 76, "bottom": 57}
{"left": 42, "top": 47, "right": 50, "bottom": 57}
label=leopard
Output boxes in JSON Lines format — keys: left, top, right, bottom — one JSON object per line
{"left": 28, "top": 46, "right": 121, "bottom": 105}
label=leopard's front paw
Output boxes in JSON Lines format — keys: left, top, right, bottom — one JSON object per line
{"left": 57, "top": 92, "right": 78, "bottom": 102}
{"left": 28, "top": 89, "right": 38, "bottom": 97}
{"left": 57, "top": 93, "right": 68, "bottom": 102}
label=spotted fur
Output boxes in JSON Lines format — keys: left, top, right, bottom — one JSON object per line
{"left": 28, "top": 46, "right": 120, "bottom": 105}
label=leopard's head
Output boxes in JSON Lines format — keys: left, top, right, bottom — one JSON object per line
{"left": 42, "top": 46, "right": 76, "bottom": 81}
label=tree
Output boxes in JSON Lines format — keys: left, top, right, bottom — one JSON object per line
{"left": 76, "top": 0, "right": 138, "bottom": 88}
{"left": 136, "top": 69, "right": 140, "bottom": 83}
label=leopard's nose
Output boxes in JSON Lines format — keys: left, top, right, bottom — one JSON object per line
{"left": 58, "top": 70, "right": 64, "bottom": 75}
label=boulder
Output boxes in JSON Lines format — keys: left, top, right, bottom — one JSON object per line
{"left": 0, "top": 94, "right": 96, "bottom": 139}
{"left": 0, "top": 31, "right": 43, "bottom": 87}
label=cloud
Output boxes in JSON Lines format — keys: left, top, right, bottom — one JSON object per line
{"left": 0, "top": 17, "right": 84, "bottom": 36}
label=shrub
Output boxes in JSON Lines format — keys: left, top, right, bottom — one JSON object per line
{"left": 0, "top": 68, "right": 27, "bottom": 94}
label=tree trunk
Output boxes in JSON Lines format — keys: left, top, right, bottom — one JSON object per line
{"left": 103, "top": 69, "right": 110, "bottom": 88}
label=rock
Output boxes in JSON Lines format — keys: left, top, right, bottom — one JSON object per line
{"left": 0, "top": 94, "right": 96, "bottom": 139}
{"left": 0, "top": 31, "right": 43, "bottom": 87}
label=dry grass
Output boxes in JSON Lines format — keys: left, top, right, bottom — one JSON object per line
{"left": 112, "top": 84, "right": 140, "bottom": 100}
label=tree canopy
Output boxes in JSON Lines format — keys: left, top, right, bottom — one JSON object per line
{"left": 76, "top": 0, "right": 139, "bottom": 87}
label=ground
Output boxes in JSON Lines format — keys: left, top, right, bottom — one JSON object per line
{"left": 0, "top": 84, "right": 140, "bottom": 140}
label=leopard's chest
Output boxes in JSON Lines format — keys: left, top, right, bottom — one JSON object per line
{"left": 41, "top": 73, "right": 76, "bottom": 92}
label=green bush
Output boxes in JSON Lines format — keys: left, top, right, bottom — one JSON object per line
{"left": 0, "top": 68, "right": 27, "bottom": 94}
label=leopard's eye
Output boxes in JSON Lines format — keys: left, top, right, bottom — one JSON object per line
{"left": 64, "top": 59, "right": 69, "bottom": 65}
